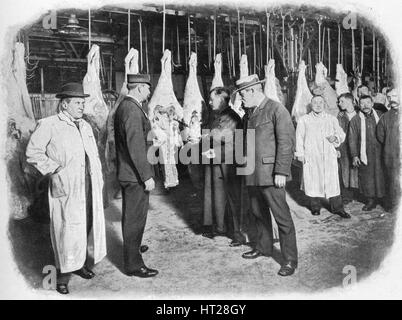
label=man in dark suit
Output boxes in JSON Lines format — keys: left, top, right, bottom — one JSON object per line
{"left": 114, "top": 74, "right": 158, "bottom": 278}
{"left": 234, "top": 74, "right": 298, "bottom": 276}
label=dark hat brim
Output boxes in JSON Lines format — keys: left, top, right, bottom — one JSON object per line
{"left": 56, "top": 91, "right": 90, "bottom": 98}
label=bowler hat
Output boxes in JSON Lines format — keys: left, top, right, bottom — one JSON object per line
{"left": 233, "top": 74, "right": 266, "bottom": 94}
{"left": 127, "top": 74, "right": 152, "bottom": 86}
{"left": 55, "top": 82, "right": 90, "bottom": 99}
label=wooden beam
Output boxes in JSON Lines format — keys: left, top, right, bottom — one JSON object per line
{"left": 30, "top": 56, "right": 87, "bottom": 63}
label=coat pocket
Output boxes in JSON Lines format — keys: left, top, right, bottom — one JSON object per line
{"left": 262, "top": 156, "right": 275, "bottom": 164}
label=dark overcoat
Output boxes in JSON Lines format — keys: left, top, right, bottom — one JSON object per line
{"left": 337, "top": 111, "right": 359, "bottom": 188}
{"left": 348, "top": 111, "right": 385, "bottom": 198}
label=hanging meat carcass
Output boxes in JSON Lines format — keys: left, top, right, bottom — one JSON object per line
{"left": 82, "top": 44, "right": 110, "bottom": 206}
{"left": 335, "top": 64, "right": 350, "bottom": 96}
{"left": 229, "top": 54, "right": 248, "bottom": 118}
{"left": 352, "top": 69, "right": 362, "bottom": 102}
{"left": 105, "top": 48, "right": 139, "bottom": 172}
{"left": 5, "top": 42, "right": 37, "bottom": 220}
{"left": 211, "top": 53, "right": 224, "bottom": 89}
{"left": 263, "top": 59, "right": 286, "bottom": 106}
{"left": 83, "top": 44, "right": 109, "bottom": 132}
{"left": 183, "top": 52, "right": 205, "bottom": 143}
{"left": 314, "top": 62, "right": 339, "bottom": 117}
{"left": 291, "top": 60, "right": 313, "bottom": 123}
{"left": 148, "top": 49, "right": 183, "bottom": 188}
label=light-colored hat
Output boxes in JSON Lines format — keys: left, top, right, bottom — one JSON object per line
{"left": 233, "top": 74, "right": 266, "bottom": 94}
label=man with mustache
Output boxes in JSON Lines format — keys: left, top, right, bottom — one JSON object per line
{"left": 376, "top": 88, "right": 400, "bottom": 211}
{"left": 348, "top": 95, "right": 385, "bottom": 211}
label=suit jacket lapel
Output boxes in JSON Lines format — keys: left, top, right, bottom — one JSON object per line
{"left": 125, "top": 96, "right": 149, "bottom": 120}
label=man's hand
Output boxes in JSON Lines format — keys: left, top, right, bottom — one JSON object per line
{"left": 352, "top": 156, "right": 361, "bottom": 167}
{"left": 336, "top": 150, "right": 341, "bottom": 158}
{"left": 274, "top": 174, "right": 287, "bottom": 188}
{"left": 326, "top": 135, "right": 338, "bottom": 144}
{"left": 297, "top": 156, "right": 305, "bottom": 164}
{"left": 144, "top": 178, "right": 155, "bottom": 192}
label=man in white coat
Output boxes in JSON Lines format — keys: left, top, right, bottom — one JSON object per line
{"left": 26, "top": 83, "right": 107, "bottom": 294}
{"left": 295, "top": 95, "right": 351, "bottom": 218}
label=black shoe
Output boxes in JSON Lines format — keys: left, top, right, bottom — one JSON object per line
{"left": 127, "top": 266, "right": 159, "bottom": 278}
{"left": 336, "top": 210, "right": 351, "bottom": 219}
{"left": 311, "top": 210, "right": 320, "bottom": 216}
{"left": 214, "top": 230, "right": 227, "bottom": 237}
{"left": 362, "top": 199, "right": 377, "bottom": 211}
{"left": 229, "top": 240, "right": 242, "bottom": 247}
{"left": 73, "top": 266, "right": 95, "bottom": 279}
{"left": 140, "top": 245, "right": 149, "bottom": 253}
{"left": 201, "top": 232, "right": 215, "bottom": 239}
{"left": 278, "top": 261, "right": 297, "bottom": 276}
{"left": 56, "top": 283, "right": 69, "bottom": 294}
{"left": 343, "top": 198, "right": 352, "bottom": 205}
{"left": 242, "top": 249, "right": 263, "bottom": 259}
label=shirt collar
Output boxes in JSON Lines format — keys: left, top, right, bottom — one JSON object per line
{"left": 251, "top": 96, "right": 268, "bottom": 115}
{"left": 126, "top": 94, "right": 142, "bottom": 106}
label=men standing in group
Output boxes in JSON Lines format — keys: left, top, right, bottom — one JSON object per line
{"left": 348, "top": 95, "right": 385, "bottom": 211}
{"left": 377, "top": 88, "right": 400, "bottom": 211}
{"left": 114, "top": 74, "right": 158, "bottom": 278}
{"left": 337, "top": 93, "right": 359, "bottom": 203}
{"left": 200, "top": 86, "right": 245, "bottom": 246}
{"left": 295, "top": 95, "right": 351, "bottom": 218}
{"left": 26, "top": 83, "right": 107, "bottom": 294}
{"left": 235, "top": 74, "right": 298, "bottom": 276}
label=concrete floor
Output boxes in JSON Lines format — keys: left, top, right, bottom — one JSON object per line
{"left": 8, "top": 168, "right": 396, "bottom": 298}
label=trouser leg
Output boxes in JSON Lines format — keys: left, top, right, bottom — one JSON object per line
{"left": 57, "top": 270, "right": 71, "bottom": 285}
{"left": 120, "top": 182, "right": 148, "bottom": 271}
{"left": 262, "top": 187, "right": 298, "bottom": 264}
{"left": 310, "top": 197, "right": 321, "bottom": 212}
{"left": 203, "top": 165, "right": 213, "bottom": 227}
{"left": 329, "top": 195, "right": 344, "bottom": 213}
{"left": 213, "top": 165, "right": 226, "bottom": 233}
{"left": 248, "top": 187, "right": 273, "bottom": 256}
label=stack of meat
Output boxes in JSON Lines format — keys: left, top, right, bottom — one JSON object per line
{"left": 148, "top": 49, "right": 183, "bottom": 188}
{"left": 291, "top": 60, "right": 313, "bottom": 123}
{"left": 183, "top": 52, "right": 205, "bottom": 143}
{"left": 105, "top": 48, "right": 139, "bottom": 172}
{"left": 5, "top": 42, "right": 37, "bottom": 219}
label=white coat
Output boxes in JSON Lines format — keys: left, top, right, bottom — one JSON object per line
{"left": 295, "top": 112, "right": 345, "bottom": 198}
{"left": 26, "top": 112, "right": 106, "bottom": 272}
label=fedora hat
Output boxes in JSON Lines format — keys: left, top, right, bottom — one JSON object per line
{"left": 55, "top": 82, "right": 90, "bottom": 99}
{"left": 127, "top": 73, "right": 152, "bottom": 86}
{"left": 233, "top": 74, "right": 266, "bottom": 94}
